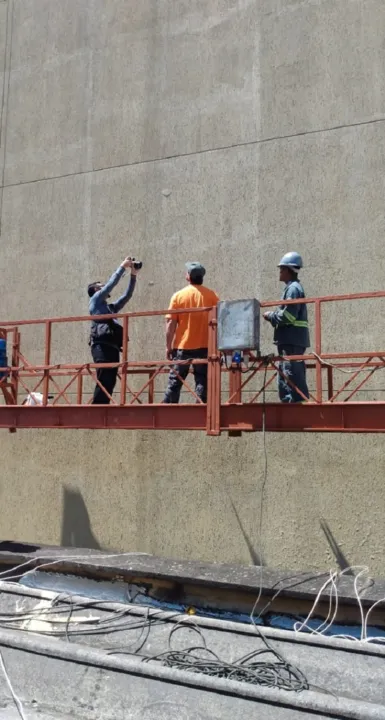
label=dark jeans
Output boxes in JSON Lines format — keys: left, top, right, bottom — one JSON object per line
{"left": 163, "top": 348, "right": 208, "bottom": 404}
{"left": 91, "top": 343, "right": 119, "bottom": 404}
{"left": 277, "top": 344, "right": 309, "bottom": 403}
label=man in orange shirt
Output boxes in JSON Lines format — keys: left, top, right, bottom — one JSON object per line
{"left": 163, "top": 262, "right": 219, "bottom": 404}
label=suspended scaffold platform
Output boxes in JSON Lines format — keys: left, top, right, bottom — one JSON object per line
{"left": 1, "top": 291, "right": 385, "bottom": 435}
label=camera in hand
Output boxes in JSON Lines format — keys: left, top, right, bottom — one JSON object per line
{"left": 132, "top": 259, "right": 142, "bottom": 270}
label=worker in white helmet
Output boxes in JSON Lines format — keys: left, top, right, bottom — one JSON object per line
{"left": 263, "top": 252, "right": 310, "bottom": 403}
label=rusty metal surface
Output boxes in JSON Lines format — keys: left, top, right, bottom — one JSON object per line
{"left": 1, "top": 292, "right": 385, "bottom": 432}
{"left": 0, "top": 401, "right": 384, "bottom": 433}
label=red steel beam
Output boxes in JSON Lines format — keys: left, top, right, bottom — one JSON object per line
{"left": 0, "top": 405, "right": 207, "bottom": 431}
{"left": 220, "top": 403, "right": 385, "bottom": 433}
{"left": 1, "top": 402, "right": 385, "bottom": 433}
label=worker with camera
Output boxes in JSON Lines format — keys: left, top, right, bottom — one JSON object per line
{"left": 87, "top": 256, "right": 142, "bottom": 404}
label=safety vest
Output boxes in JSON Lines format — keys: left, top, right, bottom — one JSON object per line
{"left": 273, "top": 280, "right": 310, "bottom": 348}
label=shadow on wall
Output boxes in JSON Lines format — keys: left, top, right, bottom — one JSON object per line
{"left": 61, "top": 486, "right": 101, "bottom": 550}
{"left": 228, "top": 496, "right": 264, "bottom": 566}
{"left": 320, "top": 518, "right": 353, "bottom": 573}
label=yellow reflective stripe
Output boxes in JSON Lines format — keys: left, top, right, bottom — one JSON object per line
{"left": 283, "top": 309, "right": 296, "bottom": 323}
{"left": 281, "top": 321, "right": 309, "bottom": 328}
{"left": 281, "top": 309, "right": 308, "bottom": 329}
{"left": 293, "top": 320, "right": 308, "bottom": 328}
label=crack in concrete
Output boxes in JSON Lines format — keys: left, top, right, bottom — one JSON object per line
{"left": 1, "top": 115, "right": 385, "bottom": 191}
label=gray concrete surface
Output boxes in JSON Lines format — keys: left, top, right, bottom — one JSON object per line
{"left": 0, "top": 582, "right": 383, "bottom": 719}
{"left": 1, "top": 581, "right": 383, "bottom": 709}
{"left": 258, "top": 0, "right": 385, "bottom": 138}
{"left": 0, "top": 643, "right": 362, "bottom": 720}
{"left": 0, "top": 3, "right": 6, "bottom": 104}
{"left": 0, "top": 1, "right": 8, "bottom": 185}
{"left": 1, "top": 0, "right": 385, "bottom": 571}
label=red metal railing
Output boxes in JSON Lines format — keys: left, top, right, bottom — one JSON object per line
{"left": 1, "top": 290, "right": 385, "bottom": 434}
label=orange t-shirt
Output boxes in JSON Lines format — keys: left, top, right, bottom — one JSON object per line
{"left": 167, "top": 284, "right": 219, "bottom": 350}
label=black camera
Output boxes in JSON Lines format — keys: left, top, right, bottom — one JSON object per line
{"left": 132, "top": 259, "right": 142, "bottom": 270}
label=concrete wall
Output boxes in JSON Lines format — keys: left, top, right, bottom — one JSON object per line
{"left": 1, "top": 0, "right": 385, "bottom": 572}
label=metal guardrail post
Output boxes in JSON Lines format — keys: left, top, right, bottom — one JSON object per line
{"left": 315, "top": 300, "right": 322, "bottom": 403}
{"left": 207, "top": 307, "right": 221, "bottom": 436}
{"left": 11, "top": 328, "right": 20, "bottom": 405}
{"left": 76, "top": 372, "right": 83, "bottom": 405}
{"left": 228, "top": 356, "right": 242, "bottom": 436}
{"left": 229, "top": 362, "right": 242, "bottom": 403}
{"left": 148, "top": 371, "right": 155, "bottom": 404}
{"left": 42, "top": 321, "right": 52, "bottom": 406}
{"left": 120, "top": 316, "right": 129, "bottom": 406}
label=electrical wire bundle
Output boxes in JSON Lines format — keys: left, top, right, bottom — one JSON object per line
{"left": 0, "top": 591, "right": 169, "bottom": 649}
{"left": 250, "top": 565, "right": 385, "bottom": 644}
{"left": 292, "top": 566, "right": 385, "bottom": 643}
{"left": 0, "top": 553, "right": 311, "bottom": 696}
{"left": 0, "top": 552, "right": 384, "bottom": 720}
{"left": 0, "top": 586, "right": 309, "bottom": 692}
{"left": 143, "top": 622, "right": 309, "bottom": 692}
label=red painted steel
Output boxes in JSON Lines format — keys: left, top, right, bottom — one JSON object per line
{"left": 1, "top": 291, "right": 385, "bottom": 434}
{"left": 0, "top": 402, "right": 383, "bottom": 433}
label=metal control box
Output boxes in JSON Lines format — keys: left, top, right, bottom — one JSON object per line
{"left": 217, "top": 299, "right": 260, "bottom": 352}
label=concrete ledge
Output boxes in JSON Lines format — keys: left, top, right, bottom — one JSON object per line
{"left": 0, "top": 542, "right": 384, "bottom": 611}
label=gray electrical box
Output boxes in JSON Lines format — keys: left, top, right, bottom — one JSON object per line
{"left": 217, "top": 299, "right": 260, "bottom": 352}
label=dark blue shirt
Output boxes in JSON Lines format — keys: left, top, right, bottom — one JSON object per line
{"left": 268, "top": 279, "right": 310, "bottom": 348}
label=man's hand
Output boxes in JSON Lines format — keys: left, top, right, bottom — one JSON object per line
{"left": 121, "top": 256, "right": 133, "bottom": 270}
{"left": 121, "top": 256, "right": 141, "bottom": 275}
{"left": 129, "top": 257, "right": 141, "bottom": 276}
{"left": 263, "top": 312, "right": 271, "bottom": 322}
{"left": 166, "top": 348, "right": 173, "bottom": 361}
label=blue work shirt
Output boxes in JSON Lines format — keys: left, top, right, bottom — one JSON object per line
{"left": 89, "top": 266, "right": 136, "bottom": 321}
{"left": 267, "top": 279, "right": 310, "bottom": 349}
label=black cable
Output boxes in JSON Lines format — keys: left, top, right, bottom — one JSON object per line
{"left": 168, "top": 620, "right": 208, "bottom": 651}
{"left": 144, "top": 643, "right": 308, "bottom": 691}
{"left": 241, "top": 359, "right": 259, "bottom": 374}
{"left": 143, "top": 621, "right": 308, "bottom": 692}
{"left": 0, "top": 583, "right": 309, "bottom": 692}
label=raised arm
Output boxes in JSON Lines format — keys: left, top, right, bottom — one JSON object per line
{"left": 92, "top": 266, "right": 125, "bottom": 303}
{"left": 110, "top": 273, "right": 138, "bottom": 313}
{"left": 91, "top": 256, "right": 135, "bottom": 305}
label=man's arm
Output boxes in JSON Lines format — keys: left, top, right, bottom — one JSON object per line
{"left": 92, "top": 267, "right": 125, "bottom": 303}
{"left": 166, "top": 318, "right": 178, "bottom": 360}
{"left": 110, "top": 273, "right": 137, "bottom": 313}
{"left": 263, "top": 285, "right": 301, "bottom": 326}
{"left": 92, "top": 256, "right": 134, "bottom": 304}
{"left": 165, "top": 294, "right": 179, "bottom": 359}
